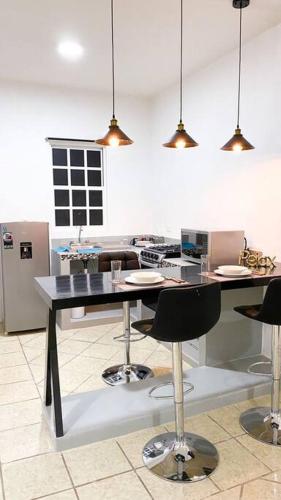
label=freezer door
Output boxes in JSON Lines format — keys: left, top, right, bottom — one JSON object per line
{"left": 0, "top": 222, "right": 50, "bottom": 333}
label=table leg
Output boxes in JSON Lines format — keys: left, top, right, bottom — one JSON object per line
{"left": 49, "top": 309, "right": 64, "bottom": 438}
{"left": 44, "top": 310, "right": 52, "bottom": 406}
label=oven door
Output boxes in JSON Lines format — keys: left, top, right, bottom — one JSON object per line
{"left": 139, "top": 259, "right": 160, "bottom": 269}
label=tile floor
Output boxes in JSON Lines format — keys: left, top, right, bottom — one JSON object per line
{"left": 0, "top": 322, "right": 280, "bottom": 499}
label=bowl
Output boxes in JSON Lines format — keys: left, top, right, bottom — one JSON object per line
{"left": 218, "top": 265, "right": 248, "bottom": 274}
{"left": 130, "top": 271, "right": 161, "bottom": 283}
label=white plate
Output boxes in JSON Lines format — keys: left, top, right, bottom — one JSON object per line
{"left": 214, "top": 269, "right": 252, "bottom": 278}
{"left": 125, "top": 276, "right": 165, "bottom": 286}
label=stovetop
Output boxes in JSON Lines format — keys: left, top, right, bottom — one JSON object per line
{"left": 145, "top": 244, "right": 181, "bottom": 255}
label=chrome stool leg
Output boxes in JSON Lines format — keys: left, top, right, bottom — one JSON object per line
{"left": 142, "top": 342, "right": 219, "bottom": 482}
{"left": 240, "top": 325, "right": 281, "bottom": 445}
{"left": 102, "top": 302, "right": 153, "bottom": 386}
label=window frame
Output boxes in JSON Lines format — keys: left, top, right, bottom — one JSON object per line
{"left": 46, "top": 138, "right": 106, "bottom": 229}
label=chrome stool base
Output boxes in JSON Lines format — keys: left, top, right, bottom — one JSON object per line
{"left": 102, "top": 364, "right": 153, "bottom": 386}
{"left": 143, "top": 431, "right": 219, "bottom": 483}
{"left": 240, "top": 407, "right": 281, "bottom": 446}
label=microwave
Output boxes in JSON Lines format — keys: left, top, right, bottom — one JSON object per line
{"left": 181, "top": 229, "right": 245, "bottom": 268}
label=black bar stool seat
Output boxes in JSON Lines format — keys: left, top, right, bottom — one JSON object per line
{"left": 234, "top": 304, "right": 262, "bottom": 320}
{"left": 234, "top": 278, "right": 281, "bottom": 446}
{"left": 132, "top": 283, "right": 221, "bottom": 483}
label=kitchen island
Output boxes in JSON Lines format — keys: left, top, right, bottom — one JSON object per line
{"left": 35, "top": 264, "right": 281, "bottom": 449}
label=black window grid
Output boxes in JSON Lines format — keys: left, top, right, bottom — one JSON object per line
{"left": 52, "top": 146, "right": 104, "bottom": 227}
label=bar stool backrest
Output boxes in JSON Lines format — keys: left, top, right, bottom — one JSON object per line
{"left": 255, "top": 278, "right": 281, "bottom": 325}
{"left": 150, "top": 282, "right": 221, "bottom": 343}
{"left": 98, "top": 251, "right": 140, "bottom": 272}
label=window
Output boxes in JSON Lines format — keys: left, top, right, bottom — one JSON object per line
{"left": 47, "top": 139, "right": 104, "bottom": 227}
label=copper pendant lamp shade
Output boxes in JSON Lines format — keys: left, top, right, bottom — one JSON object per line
{"left": 163, "top": 0, "right": 198, "bottom": 149}
{"left": 221, "top": 127, "right": 254, "bottom": 152}
{"left": 221, "top": 0, "right": 254, "bottom": 152}
{"left": 163, "top": 121, "right": 198, "bottom": 149}
{"left": 96, "top": 117, "right": 133, "bottom": 147}
{"left": 96, "top": 0, "right": 133, "bottom": 147}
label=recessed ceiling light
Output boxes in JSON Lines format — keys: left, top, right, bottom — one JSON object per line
{"left": 57, "top": 41, "right": 84, "bottom": 61}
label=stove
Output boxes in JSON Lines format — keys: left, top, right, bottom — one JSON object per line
{"left": 140, "top": 244, "right": 181, "bottom": 268}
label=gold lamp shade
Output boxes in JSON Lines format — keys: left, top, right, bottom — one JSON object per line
{"left": 96, "top": 117, "right": 133, "bottom": 147}
{"left": 221, "top": 127, "right": 254, "bottom": 152}
{"left": 163, "top": 121, "right": 198, "bottom": 149}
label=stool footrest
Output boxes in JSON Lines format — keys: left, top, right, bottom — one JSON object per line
{"left": 247, "top": 361, "right": 272, "bottom": 377}
{"left": 113, "top": 333, "right": 147, "bottom": 343}
{"left": 148, "top": 381, "right": 194, "bottom": 400}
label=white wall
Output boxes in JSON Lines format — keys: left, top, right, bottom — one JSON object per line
{"left": 0, "top": 81, "right": 153, "bottom": 239}
{"left": 149, "top": 23, "right": 281, "bottom": 259}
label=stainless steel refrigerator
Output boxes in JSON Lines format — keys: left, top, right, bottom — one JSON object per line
{"left": 0, "top": 222, "right": 50, "bottom": 333}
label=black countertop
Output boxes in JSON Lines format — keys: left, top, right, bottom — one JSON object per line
{"left": 34, "top": 264, "right": 281, "bottom": 311}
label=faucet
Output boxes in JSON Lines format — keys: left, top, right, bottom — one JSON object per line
{"left": 78, "top": 226, "right": 83, "bottom": 244}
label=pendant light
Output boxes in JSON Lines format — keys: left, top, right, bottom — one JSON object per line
{"left": 96, "top": 0, "right": 133, "bottom": 147}
{"left": 221, "top": 0, "right": 254, "bottom": 152}
{"left": 163, "top": 0, "right": 198, "bottom": 149}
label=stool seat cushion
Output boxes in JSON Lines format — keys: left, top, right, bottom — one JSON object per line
{"left": 234, "top": 304, "right": 262, "bottom": 320}
{"left": 132, "top": 319, "right": 154, "bottom": 335}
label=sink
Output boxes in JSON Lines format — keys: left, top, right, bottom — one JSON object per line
{"left": 69, "top": 242, "right": 102, "bottom": 252}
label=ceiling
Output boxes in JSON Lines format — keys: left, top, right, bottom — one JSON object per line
{"left": 1, "top": 0, "right": 281, "bottom": 96}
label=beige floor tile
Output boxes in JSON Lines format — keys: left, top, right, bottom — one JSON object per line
{"left": 82, "top": 342, "right": 120, "bottom": 360}
{"left": 237, "top": 434, "right": 281, "bottom": 471}
{"left": 73, "top": 373, "right": 108, "bottom": 392}
{"left": 211, "top": 439, "right": 269, "bottom": 490}
{"left": 0, "top": 398, "right": 42, "bottom": 431}
{"left": 58, "top": 339, "right": 91, "bottom": 355}
{"left": 0, "top": 351, "right": 27, "bottom": 368}
{"left": 242, "top": 478, "right": 281, "bottom": 499}
{"left": 0, "top": 334, "right": 18, "bottom": 342}
{"left": 0, "top": 421, "right": 53, "bottom": 462}
{"left": 77, "top": 471, "right": 151, "bottom": 500}
{"left": 18, "top": 331, "right": 45, "bottom": 345}
{"left": 63, "top": 439, "right": 131, "bottom": 485}
{"left": 31, "top": 351, "right": 75, "bottom": 368}
{"left": 165, "top": 413, "right": 231, "bottom": 444}
{"left": 234, "top": 393, "right": 271, "bottom": 412}
{"left": 23, "top": 335, "right": 46, "bottom": 350}
{"left": 95, "top": 331, "right": 118, "bottom": 346}
{"left": 61, "top": 355, "right": 106, "bottom": 376}
{"left": 0, "top": 339, "right": 21, "bottom": 354}
{"left": 2, "top": 453, "right": 72, "bottom": 500}
{"left": 29, "top": 363, "right": 45, "bottom": 383}
{"left": 263, "top": 469, "right": 281, "bottom": 483}
{"left": 39, "top": 491, "right": 77, "bottom": 500}
{"left": 73, "top": 324, "right": 114, "bottom": 343}
{"left": 206, "top": 486, "right": 241, "bottom": 499}
{"left": 61, "top": 351, "right": 108, "bottom": 375}
{"left": 0, "top": 380, "right": 38, "bottom": 405}
{"left": 137, "top": 467, "right": 219, "bottom": 499}
{"left": 208, "top": 404, "right": 244, "bottom": 437}
{"left": 57, "top": 367, "right": 93, "bottom": 393}
{"left": 117, "top": 425, "right": 168, "bottom": 468}
{"left": 110, "top": 346, "right": 155, "bottom": 366}
{"left": 145, "top": 350, "right": 172, "bottom": 367}
{"left": 22, "top": 345, "right": 43, "bottom": 362}
{"left": 0, "top": 364, "right": 32, "bottom": 384}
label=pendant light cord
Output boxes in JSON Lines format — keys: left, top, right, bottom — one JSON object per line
{"left": 111, "top": 0, "right": 115, "bottom": 118}
{"left": 237, "top": 3, "right": 242, "bottom": 128}
{"left": 179, "top": 0, "right": 183, "bottom": 123}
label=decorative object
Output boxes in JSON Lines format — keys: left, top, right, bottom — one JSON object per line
{"left": 221, "top": 0, "right": 254, "bottom": 152}
{"left": 96, "top": 0, "right": 133, "bottom": 147}
{"left": 163, "top": 0, "right": 198, "bottom": 149}
{"left": 239, "top": 249, "right": 276, "bottom": 269}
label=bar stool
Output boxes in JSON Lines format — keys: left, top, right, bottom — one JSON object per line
{"left": 234, "top": 278, "right": 281, "bottom": 446}
{"left": 132, "top": 283, "right": 221, "bottom": 483}
{"left": 99, "top": 251, "right": 153, "bottom": 386}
